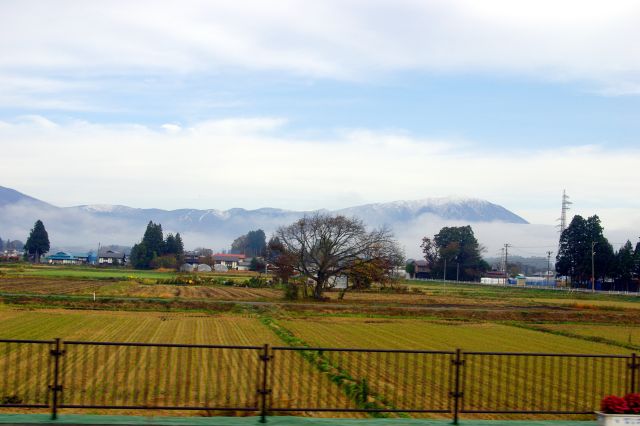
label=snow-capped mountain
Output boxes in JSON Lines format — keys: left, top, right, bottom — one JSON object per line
{"left": 337, "top": 197, "right": 527, "bottom": 225}
{"left": 0, "top": 185, "right": 528, "bottom": 251}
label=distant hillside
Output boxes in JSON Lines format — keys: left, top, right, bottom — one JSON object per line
{"left": 485, "top": 255, "right": 552, "bottom": 274}
{"left": 0, "top": 186, "right": 52, "bottom": 208}
{"left": 0, "top": 185, "right": 529, "bottom": 251}
{"left": 337, "top": 197, "right": 527, "bottom": 225}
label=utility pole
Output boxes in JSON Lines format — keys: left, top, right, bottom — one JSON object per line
{"left": 591, "top": 241, "right": 596, "bottom": 293}
{"left": 546, "top": 251, "right": 553, "bottom": 285}
{"left": 500, "top": 247, "right": 505, "bottom": 285}
{"left": 504, "top": 243, "right": 511, "bottom": 283}
{"left": 443, "top": 258, "right": 447, "bottom": 282}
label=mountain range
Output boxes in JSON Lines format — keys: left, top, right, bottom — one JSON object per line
{"left": 0, "top": 185, "right": 528, "bottom": 252}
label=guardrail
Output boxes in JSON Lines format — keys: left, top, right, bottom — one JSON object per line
{"left": 1, "top": 338, "right": 637, "bottom": 423}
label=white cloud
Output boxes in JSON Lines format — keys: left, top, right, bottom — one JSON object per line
{"left": 16, "top": 115, "right": 58, "bottom": 128}
{"left": 0, "top": 116, "right": 638, "bottom": 233}
{"left": 2, "top": 1, "right": 640, "bottom": 92}
{"left": 161, "top": 123, "right": 182, "bottom": 134}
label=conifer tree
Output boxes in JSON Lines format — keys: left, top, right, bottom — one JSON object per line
{"left": 24, "top": 220, "right": 50, "bottom": 262}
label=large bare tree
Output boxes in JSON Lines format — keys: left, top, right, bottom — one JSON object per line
{"left": 275, "top": 213, "right": 404, "bottom": 299}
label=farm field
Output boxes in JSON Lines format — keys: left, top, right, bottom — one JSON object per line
{"left": 539, "top": 323, "right": 640, "bottom": 348}
{"left": 530, "top": 298, "right": 640, "bottom": 310}
{"left": 279, "top": 316, "right": 622, "bottom": 353}
{"left": 0, "top": 305, "right": 636, "bottom": 418}
{"left": 0, "top": 265, "right": 258, "bottom": 281}
{"left": 275, "top": 316, "right": 630, "bottom": 417}
{"left": 0, "top": 277, "right": 281, "bottom": 301}
{"left": 407, "top": 280, "right": 640, "bottom": 304}
{"left": 0, "top": 266, "right": 178, "bottom": 280}
{"left": 105, "top": 283, "right": 281, "bottom": 300}
{"left": 3, "top": 268, "right": 640, "bottom": 418}
{"left": 0, "top": 277, "right": 117, "bottom": 295}
{"left": 0, "top": 308, "right": 350, "bottom": 416}
{"left": 4, "top": 265, "right": 640, "bottom": 315}
{"left": 0, "top": 307, "right": 278, "bottom": 344}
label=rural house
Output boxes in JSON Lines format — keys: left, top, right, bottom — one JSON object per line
{"left": 98, "top": 249, "right": 126, "bottom": 265}
{"left": 212, "top": 253, "right": 245, "bottom": 270}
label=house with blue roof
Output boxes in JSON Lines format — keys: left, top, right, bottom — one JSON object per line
{"left": 45, "top": 251, "right": 97, "bottom": 265}
{"left": 45, "top": 252, "right": 78, "bottom": 265}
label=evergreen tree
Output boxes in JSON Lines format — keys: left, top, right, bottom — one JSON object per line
{"left": 131, "top": 223, "right": 184, "bottom": 270}
{"left": 130, "top": 242, "right": 152, "bottom": 269}
{"left": 165, "top": 233, "right": 177, "bottom": 254}
{"left": 163, "top": 232, "right": 184, "bottom": 265}
{"left": 142, "top": 221, "right": 165, "bottom": 257}
{"left": 556, "top": 215, "right": 587, "bottom": 280}
{"left": 615, "top": 240, "right": 635, "bottom": 287}
{"left": 556, "top": 214, "right": 614, "bottom": 284}
{"left": 230, "top": 234, "right": 248, "bottom": 254}
{"left": 246, "top": 230, "right": 266, "bottom": 257}
{"left": 231, "top": 230, "right": 266, "bottom": 257}
{"left": 587, "top": 215, "right": 615, "bottom": 281}
{"left": 174, "top": 233, "right": 184, "bottom": 264}
{"left": 174, "top": 233, "right": 184, "bottom": 255}
{"left": 24, "top": 220, "right": 50, "bottom": 262}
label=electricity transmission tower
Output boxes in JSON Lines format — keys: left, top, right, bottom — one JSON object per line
{"left": 557, "top": 190, "right": 572, "bottom": 252}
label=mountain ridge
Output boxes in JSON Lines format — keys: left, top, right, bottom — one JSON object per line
{"left": 0, "top": 185, "right": 528, "bottom": 250}
{"left": 1, "top": 186, "right": 527, "bottom": 224}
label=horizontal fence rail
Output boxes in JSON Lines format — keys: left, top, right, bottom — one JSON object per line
{"left": 1, "top": 338, "right": 639, "bottom": 423}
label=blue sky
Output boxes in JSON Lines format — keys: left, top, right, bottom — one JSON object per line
{"left": 3, "top": 72, "right": 640, "bottom": 150}
{"left": 1, "top": 0, "right": 639, "bottom": 244}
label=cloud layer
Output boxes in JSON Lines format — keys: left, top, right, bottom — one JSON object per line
{"left": 1, "top": 116, "right": 638, "bottom": 234}
{"left": 2, "top": 0, "right": 640, "bottom": 98}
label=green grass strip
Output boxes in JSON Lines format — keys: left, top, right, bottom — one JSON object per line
{"left": 509, "top": 322, "right": 640, "bottom": 352}
{"left": 259, "top": 314, "right": 410, "bottom": 418}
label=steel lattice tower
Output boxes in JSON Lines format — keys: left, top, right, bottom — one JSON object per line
{"left": 558, "top": 190, "right": 572, "bottom": 251}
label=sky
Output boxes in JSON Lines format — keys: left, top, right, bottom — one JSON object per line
{"left": 1, "top": 0, "right": 639, "bottom": 248}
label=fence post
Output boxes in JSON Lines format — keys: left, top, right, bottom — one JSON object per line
{"left": 450, "top": 349, "right": 464, "bottom": 425}
{"left": 258, "top": 344, "right": 272, "bottom": 423}
{"left": 49, "top": 338, "right": 64, "bottom": 420}
{"left": 629, "top": 353, "right": 638, "bottom": 394}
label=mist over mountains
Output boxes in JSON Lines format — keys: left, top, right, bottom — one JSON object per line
{"left": 0, "top": 185, "right": 539, "bottom": 256}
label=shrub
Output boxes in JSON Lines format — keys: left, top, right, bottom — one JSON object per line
{"left": 246, "top": 276, "right": 269, "bottom": 288}
{"left": 601, "top": 395, "right": 630, "bottom": 414}
{"left": 625, "top": 394, "right": 640, "bottom": 414}
{"left": 284, "top": 282, "right": 299, "bottom": 300}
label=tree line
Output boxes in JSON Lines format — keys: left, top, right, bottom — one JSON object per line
{"left": 409, "top": 225, "right": 488, "bottom": 281}
{"left": 129, "top": 221, "right": 184, "bottom": 269}
{"left": 556, "top": 214, "right": 639, "bottom": 288}
{"left": 0, "top": 237, "right": 24, "bottom": 251}
{"left": 230, "top": 230, "right": 266, "bottom": 257}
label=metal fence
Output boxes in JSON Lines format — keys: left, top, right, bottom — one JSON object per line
{"left": 1, "top": 338, "right": 638, "bottom": 423}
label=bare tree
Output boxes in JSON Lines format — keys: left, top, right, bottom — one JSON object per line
{"left": 275, "top": 213, "right": 404, "bottom": 299}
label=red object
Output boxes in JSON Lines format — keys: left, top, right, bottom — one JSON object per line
{"left": 601, "top": 395, "right": 630, "bottom": 414}
{"left": 624, "top": 394, "right": 640, "bottom": 414}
